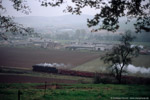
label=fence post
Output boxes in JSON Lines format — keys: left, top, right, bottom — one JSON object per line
{"left": 44, "top": 81, "right": 47, "bottom": 96}
{"left": 18, "top": 90, "right": 22, "bottom": 100}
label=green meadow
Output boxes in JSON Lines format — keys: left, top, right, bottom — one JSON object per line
{"left": 0, "top": 83, "right": 150, "bottom": 100}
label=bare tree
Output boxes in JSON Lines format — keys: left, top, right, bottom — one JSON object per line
{"left": 102, "top": 31, "right": 139, "bottom": 83}
{"left": 40, "top": 0, "right": 150, "bottom": 32}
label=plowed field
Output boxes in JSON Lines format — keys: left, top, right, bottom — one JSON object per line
{"left": 0, "top": 47, "right": 99, "bottom": 68}
{"left": 0, "top": 74, "right": 79, "bottom": 83}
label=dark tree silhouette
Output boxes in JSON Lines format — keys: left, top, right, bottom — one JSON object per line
{"left": 0, "top": 15, "right": 34, "bottom": 40}
{"left": 0, "top": 0, "right": 150, "bottom": 40}
{"left": 40, "top": 0, "right": 150, "bottom": 32}
{"left": 0, "top": 0, "right": 33, "bottom": 40}
{"left": 102, "top": 31, "right": 139, "bottom": 83}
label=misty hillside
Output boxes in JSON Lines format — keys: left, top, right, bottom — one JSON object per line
{"left": 14, "top": 15, "right": 93, "bottom": 27}
{"left": 14, "top": 14, "right": 135, "bottom": 31}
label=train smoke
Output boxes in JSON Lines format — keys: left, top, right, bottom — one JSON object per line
{"left": 36, "top": 63, "right": 66, "bottom": 68}
{"left": 112, "top": 64, "right": 150, "bottom": 74}
{"left": 126, "top": 64, "right": 150, "bottom": 74}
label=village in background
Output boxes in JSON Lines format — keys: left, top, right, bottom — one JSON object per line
{"left": 1, "top": 15, "right": 150, "bottom": 55}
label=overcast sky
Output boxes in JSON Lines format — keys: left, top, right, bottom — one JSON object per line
{"left": 2, "top": 0, "right": 98, "bottom": 17}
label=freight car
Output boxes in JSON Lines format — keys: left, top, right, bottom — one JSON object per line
{"left": 58, "top": 69, "right": 95, "bottom": 77}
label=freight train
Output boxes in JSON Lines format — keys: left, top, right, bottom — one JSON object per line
{"left": 32, "top": 63, "right": 110, "bottom": 77}
{"left": 32, "top": 63, "right": 150, "bottom": 84}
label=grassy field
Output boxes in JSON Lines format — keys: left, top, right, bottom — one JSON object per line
{"left": 72, "top": 58, "right": 109, "bottom": 73}
{"left": 0, "top": 83, "right": 150, "bottom": 100}
{"left": 132, "top": 55, "right": 150, "bottom": 68}
{"left": 72, "top": 54, "right": 150, "bottom": 73}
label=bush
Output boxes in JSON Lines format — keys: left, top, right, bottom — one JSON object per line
{"left": 93, "top": 73, "right": 118, "bottom": 84}
{"left": 93, "top": 74, "right": 101, "bottom": 84}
